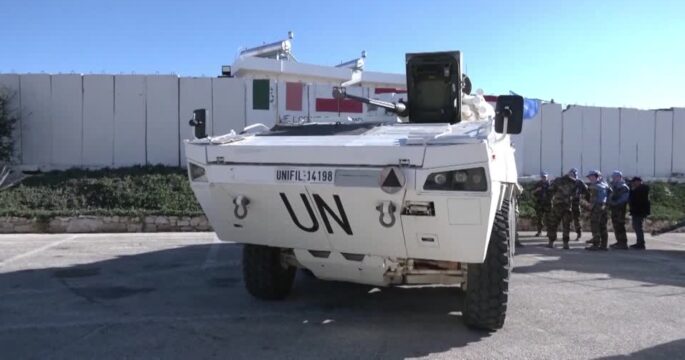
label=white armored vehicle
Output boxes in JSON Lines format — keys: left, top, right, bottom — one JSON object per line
{"left": 185, "top": 49, "right": 524, "bottom": 330}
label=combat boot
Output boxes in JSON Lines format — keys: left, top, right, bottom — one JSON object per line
{"left": 547, "top": 240, "right": 554, "bottom": 248}
{"left": 562, "top": 242, "right": 570, "bottom": 250}
{"left": 610, "top": 243, "right": 628, "bottom": 250}
{"left": 585, "top": 244, "right": 607, "bottom": 251}
{"left": 575, "top": 232, "right": 582, "bottom": 241}
{"left": 629, "top": 244, "right": 645, "bottom": 250}
{"left": 535, "top": 231, "right": 541, "bottom": 237}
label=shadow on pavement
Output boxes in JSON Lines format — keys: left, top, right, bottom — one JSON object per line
{"left": 596, "top": 338, "right": 685, "bottom": 359}
{"left": 0, "top": 242, "right": 490, "bottom": 359}
{"left": 513, "top": 238, "right": 685, "bottom": 289}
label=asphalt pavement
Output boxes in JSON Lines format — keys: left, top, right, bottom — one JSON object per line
{"left": 0, "top": 231, "right": 683, "bottom": 359}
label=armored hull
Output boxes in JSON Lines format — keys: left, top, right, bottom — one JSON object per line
{"left": 186, "top": 120, "right": 518, "bottom": 286}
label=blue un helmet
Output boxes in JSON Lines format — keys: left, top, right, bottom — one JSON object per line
{"left": 611, "top": 170, "right": 623, "bottom": 182}
{"left": 586, "top": 170, "right": 601, "bottom": 178}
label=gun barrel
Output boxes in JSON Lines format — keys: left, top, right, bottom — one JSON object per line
{"left": 333, "top": 88, "right": 407, "bottom": 116}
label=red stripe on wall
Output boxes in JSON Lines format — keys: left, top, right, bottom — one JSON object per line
{"left": 374, "top": 87, "right": 407, "bottom": 94}
{"left": 483, "top": 95, "right": 498, "bottom": 102}
{"left": 315, "top": 98, "right": 363, "bottom": 113}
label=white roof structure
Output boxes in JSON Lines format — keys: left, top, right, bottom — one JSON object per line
{"left": 231, "top": 53, "right": 405, "bottom": 87}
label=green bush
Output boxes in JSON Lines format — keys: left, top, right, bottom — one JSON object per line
{"left": 1, "top": 166, "right": 684, "bottom": 221}
{"left": 0, "top": 89, "right": 18, "bottom": 164}
{"left": 0, "top": 166, "right": 203, "bottom": 217}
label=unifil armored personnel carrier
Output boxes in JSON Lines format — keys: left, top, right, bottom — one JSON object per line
{"left": 185, "top": 47, "right": 524, "bottom": 330}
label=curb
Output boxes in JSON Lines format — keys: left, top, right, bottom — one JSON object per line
{"left": 0, "top": 215, "right": 211, "bottom": 234}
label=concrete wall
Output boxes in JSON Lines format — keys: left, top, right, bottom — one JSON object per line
{"left": 1, "top": 73, "right": 684, "bottom": 178}
{"left": 0, "top": 74, "right": 247, "bottom": 168}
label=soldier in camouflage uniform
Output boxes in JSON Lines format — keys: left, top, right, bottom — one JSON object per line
{"left": 584, "top": 170, "right": 611, "bottom": 251}
{"left": 531, "top": 171, "right": 551, "bottom": 237}
{"left": 608, "top": 170, "right": 630, "bottom": 249}
{"left": 546, "top": 169, "right": 578, "bottom": 249}
{"left": 569, "top": 168, "right": 589, "bottom": 240}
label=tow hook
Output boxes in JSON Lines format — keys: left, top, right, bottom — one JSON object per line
{"left": 376, "top": 201, "right": 397, "bottom": 228}
{"left": 233, "top": 195, "right": 250, "bottom": 219}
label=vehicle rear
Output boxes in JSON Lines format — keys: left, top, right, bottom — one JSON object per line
{"left": 185, "top": 121, "right": 518, "bottom": 285}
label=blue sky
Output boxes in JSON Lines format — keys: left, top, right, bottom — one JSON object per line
{"left": 1, "top": 0, "right": 684, "bottom": 108}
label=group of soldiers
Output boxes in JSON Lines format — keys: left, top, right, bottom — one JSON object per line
{"left": 531, "top": 168, "right": 638, "bottom": 251}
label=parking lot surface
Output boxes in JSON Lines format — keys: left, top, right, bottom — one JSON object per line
{"left": 0, "top": 231, "right": 683, "bottom": 359}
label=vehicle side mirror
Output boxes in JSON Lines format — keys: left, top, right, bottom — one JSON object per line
{"left": 189, "top": 109, "right": 207, "bottom": 139}
{"left": 495, "top": 95, "right": 524, "bottom": 134}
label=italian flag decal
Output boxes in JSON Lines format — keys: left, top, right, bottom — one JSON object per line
{"left": 252, "top": 79, "right": 270, "bottom": 110}
{"left": 285, "top": 82, "right": 304, "bottom": 111}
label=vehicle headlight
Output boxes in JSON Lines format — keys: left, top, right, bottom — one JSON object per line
{"left": 189, "top": 163, "right": 207, "bottom": 182}
{"left": 433, "top": 173, "right": 448, "bottom": 185}
{"left": 453, "top": 171, "right": 468, "bottom": 183}
{"left": 424, "top": 167, "right": 487, "bottom": 191}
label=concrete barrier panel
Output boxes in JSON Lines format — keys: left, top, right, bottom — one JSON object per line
{"left": 113, "top": 75, "right": 146, "bottom": 166}
{"left": 540, "top": 103, "right": 562, "bottom": 176}
{"left": 522, "top": 109, "right": 542, "bottom": 176}
{"left": 19, "top": 74, "right": 51, "bottom": 167}
{"left": 581, "top": 106, "right": 601, "bottom": 175}
{"left": 654, "top": 110, "right": 673, "bottom": 177}
{"left": 0, "top": 74, "right": 21, "bottom": 163}
{"left": 146, "top": 76, "right": 179, "bottom": 166}
{"left": 562, "top": 106, "right": 582, "bottom": 174}
{"left": 619, "top": 108, "right": 640, "bottom": 176}
{"left": 600, "top": 108, "right": 620, "bottom": 176}
{"left": 212, "top": 77, "right": 245, "bottom": 135}
{"left": 673, "top": 108, "right": 685, "bottom": 175}
{"left": 635, "top": 110, "right": 655, "bottom": 177}
{"left": 180, "top": 77, "right": 212, "bottom": 164}
{"left": 511, "top": 132, "right": 525, "bottom": 176}
{"left": 50, "top": 74, "right": 83, "bottom": 167}
{"left": 83, "top": 75, "right": 114, "bottom": 166}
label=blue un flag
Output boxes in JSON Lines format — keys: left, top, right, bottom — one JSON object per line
{"left": 510, "top": 91, "right": 540, "bottom": 120}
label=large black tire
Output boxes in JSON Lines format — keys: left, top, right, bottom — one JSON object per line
{"left": 463, "top": 200, "right": 511, "bottom": 331}
{"left": 242, "top": 244, "right": 296, "bottom": 300}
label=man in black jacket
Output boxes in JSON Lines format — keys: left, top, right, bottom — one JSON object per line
{"left": 629, "top": 177, "right": 650, "bottom": 250}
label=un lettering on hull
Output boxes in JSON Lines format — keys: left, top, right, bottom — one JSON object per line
{"left": 304, "top": 183, "right": 408, "bottom": 258}
{"left": 202, "top": 183, "right": 408, "bottom": 258}
{"left": 280, "top": 193, "right": 353, "bottom": 235}
{"left": 207, "top": 184, "right": 331, "bottom": 251}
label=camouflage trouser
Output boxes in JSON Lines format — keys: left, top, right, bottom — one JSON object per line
{"left": 589, "top": 204, "right": 609, "bottom": 248}
{"left": 547, "top": 204, "right": 572, "bottom": 243}
{"left": 534, "top": 203, "right": 550, "bottom": 233}
{"left": 611, "top": 206, "right": 628, "bottom": 245}
{"left": 571, "top": 199, "right": 582, "bottom": 234}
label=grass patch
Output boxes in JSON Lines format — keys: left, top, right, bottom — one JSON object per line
{"left": 0, "top": 166, "right": 203, "bottom": 218}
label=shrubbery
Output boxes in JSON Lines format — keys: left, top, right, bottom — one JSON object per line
{"left": 1, "top": 165, "right": 683, "bottom": 221}
{"left": 0, "top": 89, "right": 19, "bottom": 187}
{"left": 0, "top": 166, "right": 202, "bottom": 217}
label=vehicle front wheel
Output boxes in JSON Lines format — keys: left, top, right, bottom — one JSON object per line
{"left": 242, "top": 244, "right": 296, "bottom": 300}
{"left": 463, "top": 200, "right": 511, "bottom": 331}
